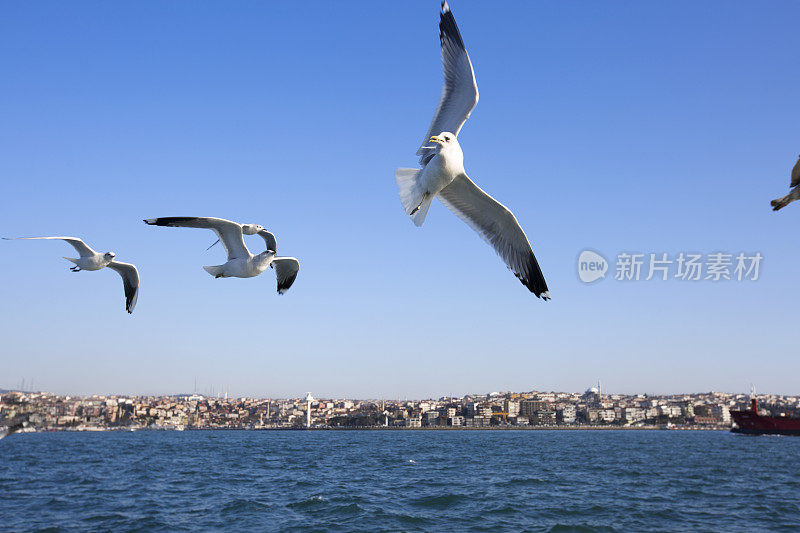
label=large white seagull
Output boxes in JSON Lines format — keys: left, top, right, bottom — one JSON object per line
{"left": 395, "top": 1, "right": 550, "bottom": 299}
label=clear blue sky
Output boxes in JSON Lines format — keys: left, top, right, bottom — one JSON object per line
{"left": 2, "top": 1, "right": 800, "bottom": 399}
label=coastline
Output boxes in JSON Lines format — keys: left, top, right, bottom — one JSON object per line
{"left": 12, "top": 425, "right": 731, "bottom": 434}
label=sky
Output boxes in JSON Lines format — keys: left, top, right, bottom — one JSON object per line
{"left": 2, "top": 1, "right": 800, "bottom": 399}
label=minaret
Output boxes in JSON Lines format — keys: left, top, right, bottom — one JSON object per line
{"left": 305, "top": 392, "right": 315, "bottom": 428}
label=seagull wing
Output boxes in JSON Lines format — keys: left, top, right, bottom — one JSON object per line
{"left": 143, "top": 217, "right": 249, "bottom": 260}
{"left": 438, "top": 174, "right": 550, "bottom": 299}
{"left": 791, "top": 156, "right": 800, "bottom": 188}
{"left": 3, "top": 236, "right": 96, "bottom": 257}
{"left": 1, "top": 416, "right": 27, "bottom": 439}
{"left": 271, "top": 257, "right": 299, "bottom": 294}
{"left": 107, "top": 261, "right": 140, "bottom": 314}
{"left": 257, "top": 229, "right": 277, "bottom": 252}
{"left": 417, "top": 1, "right": 479, "bottom": 166}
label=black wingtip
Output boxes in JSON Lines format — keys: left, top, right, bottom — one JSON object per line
{"left": 439, "top": 0, "right": 465, "bottom": 50}
{"left": 143, "top": 217, "right": 198, "bottom": 227}
{"left": 277, "top": 271, "right": 298, "bottom": 295}
{"left": 519, "top": 251, "right": 550, "bottom": 301}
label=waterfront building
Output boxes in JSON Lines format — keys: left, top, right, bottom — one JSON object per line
{"left": 463, "top": 402, "right": 478, "bottom": 417}
{"left": 558, "top": 405, "right": 577, "bottom": 423}
{"left": 532, "top": 411, "right": 556, "bottom": 425}
{"left": 504, "top": 400, "right": 520, "bottom": 417}
{"left": 477, "top": 406, "right": 494, "bottom": 418}
{"left": 711, "top": 404, "right": 730, "bottom": 424}
{"left": 405, "top": 416, "right": 422, "bottom": 428}
{"left": 520, "top": 400, "right": 553, "bottom": 417}
{"left": 424, "top": 411, "right": 440, "bottom": 426}
{"left": 598, "top": 409, "right": 616, "bottom": 423}
{"left": 622, "top": 407, "right": 645, "bottom": 423}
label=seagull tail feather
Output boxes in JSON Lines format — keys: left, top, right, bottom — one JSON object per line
{"left": 203, "top": 265, "right": 224, "bottom": 277}
{"left": 395, "top": 168, "right": 431, "bottom": 226}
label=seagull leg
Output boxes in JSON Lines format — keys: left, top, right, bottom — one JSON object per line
{"left": 410, "top": 192, "right": 430, "bottom": 215}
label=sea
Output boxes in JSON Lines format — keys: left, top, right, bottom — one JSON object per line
{"left": 1, "top": 429, "right": 798, "bottom": 532}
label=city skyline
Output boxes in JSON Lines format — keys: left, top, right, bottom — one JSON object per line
{"left": 7, "top": 384, "right": 796, "bottom": 432}
{"left": 0, "top": 380, "right": 782, "bottom": 403}
{"left": 3, "top": 2, "right": 800, "bottom": 398}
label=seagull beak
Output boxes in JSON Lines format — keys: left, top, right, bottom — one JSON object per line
{"left": 429, "top": 135, "right": 443, "bottom": 144}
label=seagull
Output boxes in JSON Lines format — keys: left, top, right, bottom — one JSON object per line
{"left": 770, "top": 155, "right": 800, "bottom": 211}
{"left": 395, "top": 1, "right": 550, "bottom": 299}
{"left": 143, "top": 217, "right": 299, "bottom": 294}
{"left": 2, "top": 236, "right": 139, "bottom": 313}
{"left": 0, "top": 416, "right": 28, "bottom": 440}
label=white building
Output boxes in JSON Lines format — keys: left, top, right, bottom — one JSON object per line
{"left": 658, "top": 405, "right": 682, "bottom": 418}
{"left": 622, "top": 407, "right": 645, "bottom": 422}
{"left": 478, "top": 406, "right": 494, "bottom": 418}
{"left": 504, "top": 400, "right": 520, "bottom": 417}
{"left": 598, "top": 409, "right": 616, "bottom": 422}
{"left": 559, "top": 405, "right": 577, "bottom": 423}
{"left": 712, "top": 404, "right": 730, "bottom": 424}
{"left": 405, "top": 416, "right": 422, "bottom": 428}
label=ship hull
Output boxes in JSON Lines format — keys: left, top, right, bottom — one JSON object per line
{"left": 730, "top": 399, "right": 800, "bottom": 436}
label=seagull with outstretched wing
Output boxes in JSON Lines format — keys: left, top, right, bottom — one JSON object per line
{"left": 144, "top": 217, "right": 300, "bottom": 294}
{"left": 2, "top": 236, "right": 139, "bottom": 313}
{"left": 394, "top": 1, "right": 550, "bottom": 299}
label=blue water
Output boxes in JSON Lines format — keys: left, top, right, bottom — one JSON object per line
{"left": 1, "top": 430, "right": 798, "bottom": 532}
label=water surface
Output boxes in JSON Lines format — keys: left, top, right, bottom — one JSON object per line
{"left": 1, "top": 430, "right": 797, "bottom": 531}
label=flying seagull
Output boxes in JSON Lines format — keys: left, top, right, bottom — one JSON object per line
{"left": 770, "top": 155, "right": 800, "bottom": 211}
{"left": 395, "top": 1, "right": 550, "bottom": 299}
{"left": 143, "top": 217, "right": 299, "bottom": 294}
{"left": 0, "top": 416, "right": 28, "bottom": 440}
{"left": 2, "top": 236, "right": 139, "bottom": 313}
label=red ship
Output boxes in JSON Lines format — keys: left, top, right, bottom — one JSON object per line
{"left": 731, "top": 398, "right": 800, "bottom": 436}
